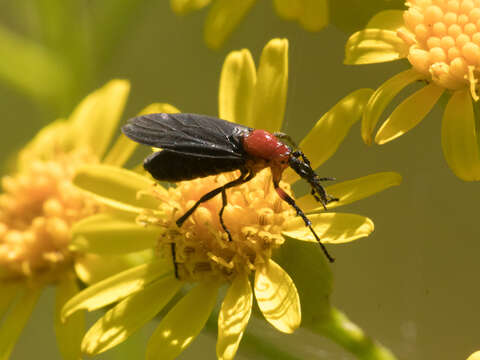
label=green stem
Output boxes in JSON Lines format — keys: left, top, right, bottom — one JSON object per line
{"left": 315, "top": 307, "right": 397, "bottom": 360}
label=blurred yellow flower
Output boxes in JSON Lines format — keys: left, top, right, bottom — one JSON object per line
{"left": 345, "top": 1, "right": 480, "bottom": 181}
{"left": 468, "top": 351, "right": 480, "bottom": 360}
{"left": 62, "top": 38, "right": 401, "bottom": 360}
{"left": 170, "top": 0, "right": 328, "bottom": 49}
{"left": 0, "top": 80, "right": 168, "bottom": 359}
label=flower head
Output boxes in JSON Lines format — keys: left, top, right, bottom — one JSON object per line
{"left": 0, "top": 80, "right": 168, "bottom": 360}
{"left": 62, "top": 38, "right": 401, "bottom": 360}
{"left": 468, "top": 351, "right": 480, "bottom": 360}
{"left": 345, "top": 1, "right": 480, "bottom": 181}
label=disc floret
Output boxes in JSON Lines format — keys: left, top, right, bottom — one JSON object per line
{"left": 139, "top": 169, "right": 294, "bottom": 283}
{"left": 398, "top": 0, "right": 480, "bottom": 98}
{"left": 0, "top": 149, "right": 100, "bottom": 280}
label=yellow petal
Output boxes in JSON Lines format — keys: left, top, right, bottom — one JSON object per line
{"left": 282, "top": 213, "right": 374, "bottom": 244}
{"left": 219, "top": 49, "right": 256, "bottom": 127}
{"left": 297, "top": 0, "right": 329, "bottom": 32}
{"left": 82, "top": 276, "right": 182, "bottom": 355}
{"left": 0, "top": 285, "right": 42, "bottom": 360}
{"left": 217, "top": 274, "right": 252, "bottom": 360}
{"left": 55, "top": 272, "right": 84, "bottom": 360}
{"left": 467, "top": 351, "right": 480, "bottom": 360}
{"left": 170, "top": 0, "right": 211, "bottom": 14}
{"left": 362, "top": 69, "right": 424, "bottom": 144}
{"left": 69, "top": 79, "right": 130, "bottom": 159}
{"left": 71, "top": 212, "right": 161, "bottom": 254}
{"left": 146, "top": 281, "right": 219, "bottom": 360}
{"left": 441, "top": 90, "right": 480, "bottom": 181}
{"left": 274, "top": 0, "right": 328, "bottom": 31}
{"left": 283, "top": 88, "right": 373, "bottom": 184}
{"left": 254, "top": 260, "right": 300, "bottom": 333}
{"left": 273, "top": 0, "right": 301, "bottom": 20}
{"left": 73, "top": 164, "right": 161, "bottom": 213}
{"left": 204, "top": 0, "right": 257, "bottom": 49}
{"left": 272, "top": 237, "right": 332, "bottom": 329}
{"left": 297, "top": 172, "right": 402, "bottom": 212}
{"left": 103, "top": 103, "right": 180, "bottom": 167}
{"left": 250, "top": 38, "right": 288, "bottom": 132}
{"left": 17, "top": 119, "right": 70, "bottom": 168}
{"left": 375, "top": 83, "right": 444, "bottom": 144}
{"left": 366, "top": 10, "right": 405, "bottom": 31}
{"left": 62, "top": 259, "right": 172, "bottom": 320}
{"left": 74, "top": 251, "right": 154, "bottom": 284}
{"left": 344, "top": 29, "right": 407, "bottom": 65}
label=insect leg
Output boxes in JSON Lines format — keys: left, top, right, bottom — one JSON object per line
{"left": 218, "top": 171, "right": 255, "bottom": 241}
{"left": 219, "top": 189, "right": 233, "bottom": 241}
{"left": 274, "top": 181, "right": 335, "bottom": 263}
{"left": 317, "top": 177, "right": 336, "bottom": 182}
{"left": 176, "top": 169, "right": 253, "bottom": 237}
{"left": 170, "top": 242, "right": 179, "bottom": 278}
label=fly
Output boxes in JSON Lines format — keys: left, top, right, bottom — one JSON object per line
{"left": 122, "top": 113, "right": 339, "bottom": 264}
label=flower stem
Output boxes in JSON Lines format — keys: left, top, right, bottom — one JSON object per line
{"left": 315, "top": 307, "right": 397, "bottom": 360}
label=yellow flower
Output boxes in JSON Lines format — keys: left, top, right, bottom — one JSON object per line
{"left": 0, "top": 80, "right": 170, "bottom": 360}
{"left": 345, "top": 1, "right": 480, "bottom": 181}
{"left": 62, "top": 38, "right": 401, "bottom": 360}
{"left": 170, "top": 0, "right": 328, "bottom": 49}
{"left": 468, "top": 351, "right": 480, "bottom": 360}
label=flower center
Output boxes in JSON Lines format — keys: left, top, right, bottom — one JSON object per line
{"left": 0, "top": 149, "right": 100, "bottom": 280}
{"left": 398, "top": 0, "right": 480, "bottom": 98}
{"left": 139, "top": 169, "right": 295, "bottom": 283}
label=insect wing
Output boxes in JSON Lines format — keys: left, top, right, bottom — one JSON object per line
{"left": 122, "top": 113, "right": 252, "bottom": 158}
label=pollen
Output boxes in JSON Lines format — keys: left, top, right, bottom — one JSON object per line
{"left": 140, "top": 169, "right": 295, "bottom": 283}
{"left": 0, "top": 150, "right": 100, "bottom": 280}
{"left": 399, "top": 0, "right": 480, "bottom": 99}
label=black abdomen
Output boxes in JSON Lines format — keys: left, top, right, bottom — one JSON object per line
{"left": 144, "top": 150, "right": 246, "bottom": 182}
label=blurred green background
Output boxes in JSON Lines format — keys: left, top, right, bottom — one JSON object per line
{"left": 1, "top": 1, "right": 478, "bottom": 359}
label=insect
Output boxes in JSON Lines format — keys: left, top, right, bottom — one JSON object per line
{"left": 122, "top": 113, "right": 339, "bottom": 263}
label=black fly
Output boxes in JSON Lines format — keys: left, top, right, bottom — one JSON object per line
{"left": 122, "top": 113, "right": 338, "bottom": 267}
